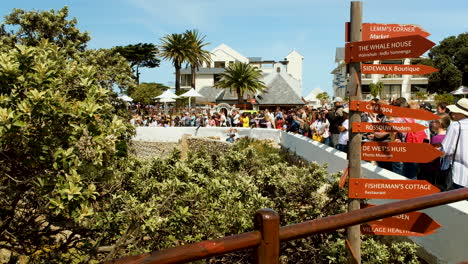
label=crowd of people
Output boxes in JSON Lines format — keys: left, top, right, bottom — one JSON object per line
{"left": 129, "top": 97, "right": 467, "bottom": 190}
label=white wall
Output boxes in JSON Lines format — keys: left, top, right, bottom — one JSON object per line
{"left": 134, "top": 127, "right": 282, "bottom": 143}
{"left": 134, "top": 128, "right": 468, "bottom": 264}
{"left": 285, "top": 51, "right": 303, "bottom": 82}
{"left": 195, "top": 75, "right": 214, "bottom": 92}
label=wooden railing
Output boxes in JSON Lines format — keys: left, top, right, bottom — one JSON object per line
{"left": 107, "top": 188, "right": 468, "bottom": 264}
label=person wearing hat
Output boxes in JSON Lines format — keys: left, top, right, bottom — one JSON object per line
{"left": 336, "top": 108, "right": 350, "bottom": 153}
{"left": 440, "top": 98, "right": 468, "bottom": 189}
{"left": 327, "top": 97, "right": 345, "bottom": 148}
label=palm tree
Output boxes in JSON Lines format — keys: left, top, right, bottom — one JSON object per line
{"left": 159, "top": 33, "right": 190, "bottom": 94}
{"left": 184, "top": 30, "right": 212, "bottom": 89}
{"left": 316, "top": 92, "right": 330, "bottom": 106}
{"left": 214, "top": 62, "right": 268, "bottom": 105}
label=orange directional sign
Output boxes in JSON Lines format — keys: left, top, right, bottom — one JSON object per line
{"left": 352, "top": 122, "right": 427, "bottom": 133}
{"left": 345, "top": 23, "right": 430, "bottom": 42}
{"left": 350, "top": 100, "right": 440, "bottom": 120}
{"left": 348, "top": 178, "right": 440, "bottom": 200}
{"left": 361, "top": 204, "right": 442, "bottom": 234}
{"left": 361, "top": 142, "right": 443, "bottom": 163}
{"left": 345, "top": 35, "right": 435, "bottom": 63}
{"left": 361, "top": 64, "right": 439, "bottom": 75}
{"left": 361, "top": 224, "right": 436, "bottom": 237}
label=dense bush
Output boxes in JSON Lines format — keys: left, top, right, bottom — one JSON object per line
{"left": 89, "top": 138, "right": 420, "bottom": 263}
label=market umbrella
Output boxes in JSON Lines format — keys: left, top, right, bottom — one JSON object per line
{"left": 180, "top": 88, "right": 203, "bottom": 108}
{"left": 450, "top": 86, "right": 468, "bottom": 96}
{"left": 155, "top": 90, "right": 180, "bottom": 100}
{"left": 117, "top": 95, "right": 133, "bottom": 102}
{"left": 154, "top": 90, "right": 179, "bottom": 113}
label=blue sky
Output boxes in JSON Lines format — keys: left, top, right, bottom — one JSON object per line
{"left": 1, "top": 0, "right": 467, "bottom": 96}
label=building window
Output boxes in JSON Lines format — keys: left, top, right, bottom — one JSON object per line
{"left": 214, "top": 74, "right": 222, "bottom": 84}
{"left": 214, "top": 61, "right": 225, "bottom": 68}
{"left": 381, "top": 85, "right": 401, "bottom": 99}
{"left": 181, "top": 74, "right": 191, "bottom": 86}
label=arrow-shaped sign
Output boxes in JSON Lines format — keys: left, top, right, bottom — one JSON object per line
{"left": 345, "top": 35, "right": 435, "bottom": 63}
{"left": 361, "top": 64, "right": 439, "bottom": 75}
{"left": 361, "top": 142, "right": 443, "bottom": 163}
{"left": 361, "top": 224, "right": 436, "bottom": 237}
{"left": 352, "top": 122, "right": 428, "bottom": 133}
{"left": 349, "top": 178, "right": 440, "bottom": 200}
{"left": 346, "top": 23, "right": 430, "bottom": 42}
{"left": 350, "top": 100, "right": 440, "bottom": 120}
{"left": 361, "top": 204, "right": 441, "bottom": 234}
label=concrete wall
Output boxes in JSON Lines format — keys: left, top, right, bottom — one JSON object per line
{"left": 134, "top": 127, "right": 282, "bottom": 143}
{"left": 134, "top": 127, "right": 468, "bottom": 264}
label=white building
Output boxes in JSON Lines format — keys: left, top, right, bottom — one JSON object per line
{"left": 331, "top": 47, "right": 429, "bottom": 101}
{"left": 304, "top": 87, "right": 325, "bottom": 108}
{"left": 179, "top": 44, "right": 305, "bottom": 108}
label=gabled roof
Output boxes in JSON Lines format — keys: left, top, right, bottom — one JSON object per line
{"left": 211, "top": 44, "right": 249, "bottom": 63}
{"left": 256, "top": 74, "right": 304, "bottom": 105}
{"left": 198, "top": 86, "right": 224, "bottom": 103}
{"left": 305, "top": 88, "right": 325, "bottom": 101}
{"left": 285, "top": 50, "right": 304, "bottom": 59}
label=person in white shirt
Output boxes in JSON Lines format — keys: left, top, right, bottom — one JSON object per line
{"left": 232, "top": 110, "right": 240, "bottom": 127}
{"left": 440, "top": 98, "right": 468, "bottom": 189}
{"left": 337, "top": 108, "right": 349, "bottom": 153}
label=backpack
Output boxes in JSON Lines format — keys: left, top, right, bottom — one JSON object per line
{"left": 404, "top": 118, "right": 427, "bottom": 143}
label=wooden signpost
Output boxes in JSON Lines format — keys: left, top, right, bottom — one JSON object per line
{"left": 352, "top": 122, "right": 427, "bottom": 133}
{"left": 361, "top": 142, "right": 443, "bottom": 163}
{"left": 361, "top": 204, "right": 441, "bottom": 234}
{"left": 346, "top": 23, "right": 430, "bottom": 42}
{"left": 344, "top": 3, "right": 442, "bottom": 262}
{"left": 350, "top": 100, "right": 440, "bottom": 120}
{"left": 361, "top": 64, "right": 439, "bottom": 75}
{"left": 345, "top": 35, "right": 435, "bottom": 63}
{"left": 348, "top": 178, "right": 440, "bottom": 199}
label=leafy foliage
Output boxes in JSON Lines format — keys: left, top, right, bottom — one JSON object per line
{"left": 159, "top": 33, "right": 191, "bottom": 94}
{"left": 0, "top": 7, "right": 136, "bottom": 94}
{"left": 0, "top": 7, "right": 90, "bottom": 54}
{"left": 129, "top": 82, "right": 168, "bottom": 104}
{"left": 184, "top": 29, "right": 212, "bottom": 89}
{"left": 316, "top": 92, "right": 330, "bottom": 105}
{"left": 434, "top": 93, "right": 456, "bottom": 105}
{"left": 414, "top": 91, "right": 428, "bottom": 102}
{"left": 214, "top": 62, "right": 268, "bottom": 105}
{"left": 369, "top": 81, "right": 384, "bottom": 98}
{"left": 422, "top": 33, "right": 468, "bottom": 93}
{"left": 113, "top": 43, "right": 160, "bottom": 84}
{"left": 87, "top": 138, "right": 418, "bottom": 263}
{"left": 0, "top": 40, "right": 135, "bottom": 262}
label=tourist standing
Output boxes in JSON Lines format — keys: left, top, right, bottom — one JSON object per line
{"left": 336, "top": 108, "right": 349, "bottom": 153}
{"left": 327, "top": 97, "right": 345, "bottom": 148}
{"left": 440, "top": 98, "right": 468, "bottom": 189}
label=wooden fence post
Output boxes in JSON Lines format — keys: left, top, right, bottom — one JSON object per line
{"left": 254, "top": 208, "right": 280, "bottom": 264}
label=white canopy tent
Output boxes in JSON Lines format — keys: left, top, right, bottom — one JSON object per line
{"left": 450, "top": 86, "right": 468, "bottom": 96}
{"left": 117, "top": 95, "right": 133, "bottom": 102}
{"left": 154, "top": 90, "right": 179, "bottom": 112}
{"left": 155, "top": 90, "right": 180, "bottom": 100}
{"left": 180, "top": 88, "right": 203, "bottom": 108}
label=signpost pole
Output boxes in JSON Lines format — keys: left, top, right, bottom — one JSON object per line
{"left": 347, "top": 2, "right": 362, "bottom": 263}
